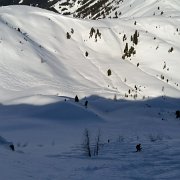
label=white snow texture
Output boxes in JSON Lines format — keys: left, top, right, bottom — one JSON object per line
{"left": 0, "top": 1, "right": 180, "bottom": 179}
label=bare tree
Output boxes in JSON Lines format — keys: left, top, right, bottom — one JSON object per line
{"left": 83, "top": 129, "right": 91, "bottom": 157}
{"left": 94, "top": 129, "right": 101, "bottom": 156}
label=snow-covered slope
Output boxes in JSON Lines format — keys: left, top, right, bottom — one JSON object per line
{"left": 0, "top": 5, "right": 180, "bottom": 104}
{"left": 0, "top": 5, "right": 180, "bottom": 180}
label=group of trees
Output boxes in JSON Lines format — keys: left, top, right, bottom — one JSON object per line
{"left": 89, "top": 27, "right": 101, "bottom": 41}
{"left": 66, "top": 28, "right": 74, "bottom": 39}
{"left": 122, "top": 43, "right": 136, "bottom": 59}
{"left": 122, "top": 30, "right": 139, "bottom": 59}
{"left": 75, "top": 95, "right": 88, "bottom": 108}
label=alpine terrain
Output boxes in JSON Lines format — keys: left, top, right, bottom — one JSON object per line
{"left": 0, "top": 0, "right": 180, "bottom": 179}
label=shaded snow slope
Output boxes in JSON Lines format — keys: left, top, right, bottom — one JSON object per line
{"left": 0, "top": 96, "right": 180, "bottom": 180}
{"left": 0, "top": 5, "right": 180, "bottom": 104}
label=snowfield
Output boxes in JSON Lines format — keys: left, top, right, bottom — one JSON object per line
{"left": 0, "top": 3, "right": 180, "bottom": 180}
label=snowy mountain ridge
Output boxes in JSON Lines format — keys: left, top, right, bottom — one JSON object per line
{"left": 0, "top": 0, "right": 58, "bottom": 12}
{"left": 1, "top": 0, "right": 180, "bottom": 19}
{"left": 54, "top": 0, "right": 180, "bottom": 19}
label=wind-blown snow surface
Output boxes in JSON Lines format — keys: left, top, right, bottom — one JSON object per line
{"left": 0, "top": 5, "right": 180, "bottom": 180}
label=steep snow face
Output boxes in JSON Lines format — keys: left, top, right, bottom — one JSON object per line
{"left": 1, "top": 0, "right": 180, "bottom": 20}
{"left": 0, "top": 0, "right": 58, "bottom": 11}
{"left": 0, "top": 5, "right": 180, "bottom": 104}
{"left": 53, "top": 0, "right": 180, "bottom": 19}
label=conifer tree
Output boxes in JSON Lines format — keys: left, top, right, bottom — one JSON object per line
{"left": 133, "top": 30, "right": 138, "bottom": 45}
{"left": 124, "top": 43, "right": 128, "bottom": 53}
